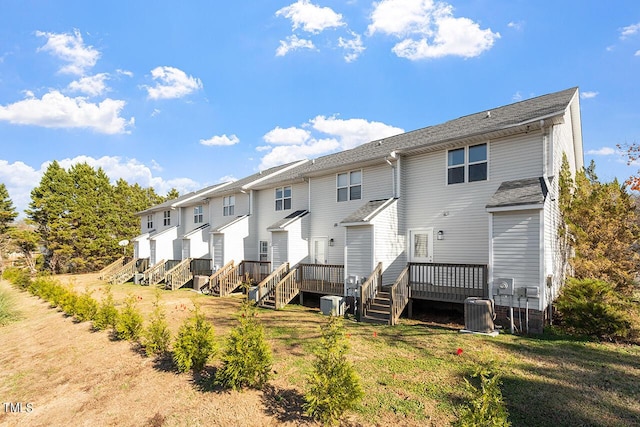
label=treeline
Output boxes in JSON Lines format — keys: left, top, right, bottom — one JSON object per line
{"left": 1, "top": 161, "right": 177, "bottom": 274}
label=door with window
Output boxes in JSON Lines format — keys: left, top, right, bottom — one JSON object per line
{"left": 311, "top": 237, "right": 328, "bottom": 264}
{"left": 408, "top": 228, "right": 433, "bottom": 263}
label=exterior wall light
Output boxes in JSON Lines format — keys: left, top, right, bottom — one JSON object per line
{"left": 329, "top": 238, "right": 335, "bottom": 247}
{"left": 437, "top": 230, "right": 444, "bottom": 240}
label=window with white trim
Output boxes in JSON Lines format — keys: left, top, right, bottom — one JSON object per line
{"left": 259, "top": 240, "right": 268, "bottom": 262}
{"left": 447, "top": 143, "right": 487, "bottom": 184}
{"left": 337, "top": 170, "right": 362, "bottom": 202}
{"left": 194, "top": 205, "right": 204, "bottom": 223}
{"left": 147, "top": 214, "right": 153, "bottom": 229}
{"left": 163, "top": 210, "right": 171, "bottom": 226}
{"left": 223, "top": 196, "right": 235, "bottom": 216}
{"left": 275, "top": 186, "right": 292, "bottom": 211}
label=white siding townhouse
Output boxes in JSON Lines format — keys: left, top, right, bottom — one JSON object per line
{"left": 126, "top": 87, "right": 583, "bottom": 333}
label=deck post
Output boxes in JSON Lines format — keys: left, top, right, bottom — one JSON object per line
{"left": 408, "top": 299, "right": 413, "bottom": 319}
{"left": 358, "top": 285, "right": 363, "bottom": 322}
{"left": 299, "top": 291, "right": 304, "bottom": 306}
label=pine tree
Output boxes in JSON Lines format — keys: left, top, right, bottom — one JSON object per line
{"left": 0, "top": 183, "right": 18, "bottom": 235}
{"left": 164, "top": 188, "right": 180, "bottom": 201}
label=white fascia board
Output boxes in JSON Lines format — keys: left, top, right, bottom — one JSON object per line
{"left": 242, "top": 159, "right": 309, "bottom": 190}
{"left": 486, "top": 203, "right": 544, "bottom": 213}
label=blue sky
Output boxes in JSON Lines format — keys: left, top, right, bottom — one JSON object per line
{"left": 1, "top": 0, "right": 639, "bottom": 215}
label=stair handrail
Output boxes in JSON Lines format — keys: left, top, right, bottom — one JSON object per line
{"left": 389, "top": 264, "right": 410, "bottom": 325}
{"left": 144, "top": 259, "right": 167, "bottom": 285}
{"left": 208, "top": 260, "right": 234, "bottom": 294}
{"left": 165, "top": 258, "right": 192, "bottom": 290}
{"left": 274, "top": 267, "right": 300, "bottom": 309}
{"left": 99, "top": 256, "right": 126, "bottom": 280}
{"left": 358, "top": 262, "right": 383, "bottom": 322}
{"left": 218, "top": 261, "right": 244, "bottom": 297}
{"left": 256, "top": 262, "right": 289, "bottom": 306}
{"left": 108, "top": 258, "right": 138, "bottom": 285}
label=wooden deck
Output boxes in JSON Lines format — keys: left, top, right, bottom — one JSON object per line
{"left": 298, "top": 263, "right": 344, "bottom": 295}
{"left": 408, "top": 263, "right": 488, "bottom": 303}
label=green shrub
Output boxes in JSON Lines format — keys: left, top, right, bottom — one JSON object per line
{"left": 114, "top": 294, "right": 144, "bottom": 341}
{"left": 0, "top": 288, "right": 20, "bottom": 326}
{"left": 93, "top": 286, "right": 118, "bottom": 331}
{"left": 74, "top": 287, "right": 99, "bottom": 322}
{"left": 172, "top": 305, "right": 216, "bottom": 373}
{"left": 304, "top": 316, "right": 363, "bottom": 425}
{"left": 2, "top": 267, "right": 31, "bottom": 289}
{"left": 59, "top": 287, "right": 80, "bottom": 316}
{"left": 454, "top": 366, "right": 510, "bottom": 427}
{"left": 555, "top": 277, "right": 635, "bottom": 341}
{"left": 141, "top": 290, "right": 171, "bottom": 357}
{"left": 216, "top": 300, "right": 272, "bottom": 390}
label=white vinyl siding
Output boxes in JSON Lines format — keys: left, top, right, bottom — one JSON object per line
{"left": 491, "top": 210, "right": 542, "bottom": 310}
{"left": 183, "top": 225, "right": 210, "bottom": 260}
{"left": 271, "top": 231, "right": 288, "bottom": 269}
{"left": 345, "top": 226, "right": 373, "bottom": 279}
{"left": 370, "top": 199, "right": 405, "bottom": 284}
{"left": 149, "top": 226, "right": 179, "bottom": 264}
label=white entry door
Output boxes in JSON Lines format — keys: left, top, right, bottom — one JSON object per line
{"left": 150, "top": 240, "right": 156, "bottom": 265}
{"left": 311, "top": 237, "right": 328, "bottom": 264}
{"left": 408, "top": 228, "right": 433, "bottom": 263}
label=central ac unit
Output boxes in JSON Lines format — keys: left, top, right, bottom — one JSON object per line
{"left": 464, "top": 297, "right": 495, "bottom": 333}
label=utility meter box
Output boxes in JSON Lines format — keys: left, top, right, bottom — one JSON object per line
{"left": 493, "top": 278, "right": 514, "bottom": 296}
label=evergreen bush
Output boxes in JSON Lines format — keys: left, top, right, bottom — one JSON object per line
{"left": 172, "top": 305, "right": 216, "bottom": 373}
{"left": 304, "top": 315, "right": 363, "bottom": 425}
{"left": 2, "top": 267, "right": 31, "bottom": 289}
{"left": 141, "top": 289, "right": 171, "bottom": 357}
{"left": 216, "top": 300, "right": 272, "bottom": 390}
{"left": 93, "top": 286, "right": 119, "bottom": 331}
{"left": 114, "top": 294, "right": 144, "bottom": 341}
{"left": 555, "top": 277, "right": 635, "bottom": 341}
{"left": 454, "top": 365, "right": 510, "bottom": 427}
{"left": 74, "top": 287, "right": 99, "bottom": 322}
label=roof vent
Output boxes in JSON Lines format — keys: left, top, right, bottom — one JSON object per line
{"left": 485, "top": 111, "right": 491, "bottom": 118}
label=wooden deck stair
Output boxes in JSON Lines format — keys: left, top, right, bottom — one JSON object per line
{"left": 165, "top": 258, "right": 192, "bottom": 290}
{"left": 108, "top": 258, "right": 138, "bottom": 284}
{"left": 361, "top": 291, "right": 392, "bottom": 324}
{"left": 98, "top": 257, "right": 126, "bottom": 280}
{"left": 256, "top": 263, "right": 289, "bottom": 309}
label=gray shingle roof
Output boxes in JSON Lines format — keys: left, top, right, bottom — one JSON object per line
{"left": 340, "top": 198, "right": 396, "bottom": 224}
{"left": 486, "top": 177, "right": 549, "bottom": 209}
{"left": 267, "top": 210, "right": 309, "bottom": 231}
{"left": 251, "top": 87, "right": 578, "bottom": 189}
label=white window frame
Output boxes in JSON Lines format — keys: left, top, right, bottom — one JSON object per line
{"left": 259, "top": 240, "right": 268, "bottom": 261}
{"left": 147, "top": 214, "right": 153, "bottom": 229}
{"left": 194, "top": 205, "right": 204, "bottom": 223}
{"left": 163, "top": 210, "right": 171, "bottom": 226}
{"left": 223, "top": 195, "right": 235, "bottom": 217}
{"left": 446, "top": 143, "right": 488, "bottom": 185}
{"left": 275, "top": 186, "right": 292, "bottom": 211}
{"left": 336, "top": 170, "right": 362, "bottom": 202}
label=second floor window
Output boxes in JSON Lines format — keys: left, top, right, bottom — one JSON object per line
{"left": 275, "top": 186, "right": 292, "bottom": 211}
{"left": 259, "top": 240, "right": 268, "bottom": 261}
{"left": 147, "top": 214, "right": 153, "bottom": 229}
{"left": 223, "top": 195, "right": 235, "bottom": 216}
{"left": 447, "top": 143, "right": 488, "bottom": 184}
{"left": 337, "top": 170, "right": 362, "bottom": 202}
{"left": 163, "top": 210, "right": 171, "bottom": 226}
{"left": 194, "top": 205, "right": 203, "bottom": 223}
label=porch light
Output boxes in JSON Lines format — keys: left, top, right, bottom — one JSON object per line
{"left": 437, "top": 230, "right": 444, "bottom": 240}
{"left": 329, "top": 238, "right": 335, "bottom": 247}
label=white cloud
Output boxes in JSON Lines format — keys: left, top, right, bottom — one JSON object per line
{"left": 199, "top": 134, "right": 240, "bottom": 146}
{"left": 507, "top": 21, "right": 523, "bottom": 30}
{"left": 259, "top": 115, "right": 404, "bottom": 169}
{"left": 368, "top": 0, "right": 500, "bottom": 60}
{"left": 116, "top": 69, "right": 134, "bottom": 77}
{"left": 67, "top": 73, "right": 110, "bottom": 96}
{"left": 145, "top": 66, "right": 203, "bottom": 100}
{"left": 0, "top": 90, "right": 133, "bottom": 134}
{"left": 263, "top": 126, "right": 311, "bottom": 145}
{"left": 512, "top": 91, "right": 522, "bottom": 101}
{"left": 586, "top": 147, "right": 616, "bottom": 156}
{"left": 620, "top": 22, "right": 640, "bottom": 39}
{"left": 276, "top": 0, "right": 345, "bottom": 34}
{"left": 36, "top": 29, "right": 100, "bottom": 75}
{"left": 217, "top": 175, "right": 238, "bottom": 183}
{"left": 339, "top": 32, "right": 365, "bottom": 62}
{"left": 0, "top": 156, "right": 201, "bottom": 217}
{"left": 151, "top": 108, "right": 161, "bottom": 117}
{"left": 580, "top": 91, "right": 599, "bottom": 99}
{"left": 636, "top": 50, "right": 640, "bottom": 56}
{"left": 256, "top": 145, "right": 272, "bottom": 152}
{"left": 276, "top": 35, "right": 316, "bottom": 56}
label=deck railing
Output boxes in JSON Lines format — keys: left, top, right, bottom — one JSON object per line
{"left": 256, "top": 262, "right": 289, "bottom": 307}
{"left": 218, "top": 262, "right": 245, "bottom": 297}
{"left": 389, "top": 265, "right": 410, "bottom": 325}
{"left": 108, "top": 258, "right": 138, "bottom": 285}
{"left": 298, "top": 263, "right": 344, "bottom": 295}
{"left": 144, "top": 259, "right": 167, "bottom": 285}
{"left": 358, "top": 262, "right": 382, "bottom": 321}
{"left": 240, "top": 260, "right": 271, "bottom": 284}
{"left": 274, "top": 267, "right": 300, "bottom": 309}
{"left": 209, "top": 260, "right": 234, "bottom": 295}
{"left": 166, "top": 258, "right": 192, "bottom": 290}
{"left": 409, "top": 263, "right": 488, "bottom": 303}
{"left": 99, "top": 256, "right": 127, "bottom": 280}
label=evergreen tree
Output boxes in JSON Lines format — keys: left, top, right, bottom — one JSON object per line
{"left": 0, "top": 183, "right": 18, "bottom": 235}
{"left": 559, "top": 158, "right": 640, "bottom": 294}
{"left": 164, "top": 188, "right": 180, "bottom": 201}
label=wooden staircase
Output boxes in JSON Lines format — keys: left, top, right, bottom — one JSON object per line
{"left": 361, "top": 291, "right": 392, "bottom": 324}
{"left": 108, "top": 258, "right": 138, "bottom": 284}
{"left": 165, "top": 258, "right": 192, "bottom": 290}
{"left": 144, "top": 259, "right": 167, "bottom": 286}
{"left": 98, "top": 257, "right": 126, "bottom": 280}
{"left": 255, "top": 263, "right": 289, "bottom": 309}
{"left": 208, "top": 260, "right": 234, "bottom": 295}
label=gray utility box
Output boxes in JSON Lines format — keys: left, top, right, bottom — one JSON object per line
{"left": 320, "top": 295, "right": 345, "bottom": 316}
{"left": 464, "top": 297, "right": 495, "bottom": 333}
{"left": 133, "top": 273, "right": 145, "bottom": 285}
{"left": 248, "top": 286, "right": 259, "bottom": 303}
{"left": 193, "top": 275, "right": 209, "bottom": 292}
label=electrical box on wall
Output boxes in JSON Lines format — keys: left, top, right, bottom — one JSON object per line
{"left": 525, "top": 287, "right": 539, "bottom": 298}
{"left": 493, "top": 278, "right": 514, "bottom": 296}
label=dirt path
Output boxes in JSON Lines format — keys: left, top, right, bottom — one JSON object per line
{"left": 0, "top": 280, "right": 315, "bottom": 427}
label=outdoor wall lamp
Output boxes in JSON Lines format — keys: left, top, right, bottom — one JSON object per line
{"left": 437, "top": 230, "right": 444, "bottom": 240}
{"left": 329, "top": 238, "right": 335, "bottom": 247}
